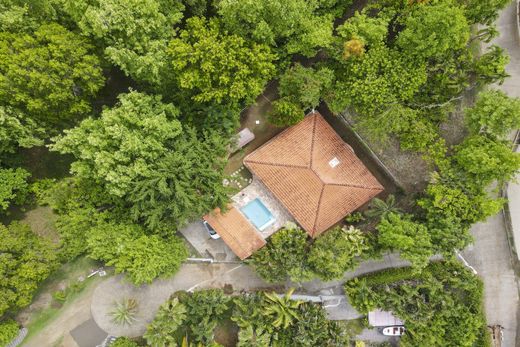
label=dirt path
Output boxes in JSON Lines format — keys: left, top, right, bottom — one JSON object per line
{"left": 23, "top": 282, "right": 97, "bottom": 347}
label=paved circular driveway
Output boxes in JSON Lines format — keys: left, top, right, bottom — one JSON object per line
{"left": 91, "top": 263, "right": 269, "bottom": 337}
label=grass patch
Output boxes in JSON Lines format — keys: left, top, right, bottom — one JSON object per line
{"left": 19, "top": 256, "right": 104, "bottom": 341}
{"left": 342, "top": 318, "right": 366, "bottom": 336}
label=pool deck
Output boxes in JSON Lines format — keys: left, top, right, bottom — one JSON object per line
{"left": 231, "top": 178, "right": 294, "bottom": 239}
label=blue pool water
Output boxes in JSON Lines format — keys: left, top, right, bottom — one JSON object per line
{"left": 240, "top": 198, "right": 275, "bottom": 231}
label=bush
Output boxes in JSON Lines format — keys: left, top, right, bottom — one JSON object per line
{"left": 0, "top": 167, "right": 30, "bottom": 210}
{"left": 268, "top": 98, "right": 305, "bottom": 127}
{"left": 111, "top": 337, "right": 139, "bottom": 347}
{"left": 0, "top": 319, "right": 19, "bottom": 346}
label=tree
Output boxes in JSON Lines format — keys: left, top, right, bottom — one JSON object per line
{"left": 344, "top": 263, "right": 487, "bottom": 347}
{"left": 262, "top": 288, "right": 302, "bottom": 329}
{"left": 336, "top": 11, "right": 388, "bottom": 50}
{"left": 51, "top": 91, "right": 182, "bottom": 198}
{"left": 111, "top": 337, "right": 139, "bottom": 347}
{"left": 63, "top": 0, "right": 182, "bottom": 85}
{"left": 55, "top": 208, "right": 105, "bottom": 261}
{"left": 278, "top": 64, "right": 334, "bottom": 109}
{"left": 0, "top": 319, "right": 19, "bottom": 346}
{"left": 377, "top": 213, "right": 433, "bottom": 270}
{"left": 0, "top": 106, "right": 43, "bottom": 157}
{"left": 249, "top": 224, "right": 312, "bottom": 283}
{"left": 307, "top": 226, "right": 369, "bottom": 281}
{"left": 0, "top": 0, "right": 59, "bottom": 32}
{"left": 0, "top": 167, "right": 30, "bottom": 211}
{"left": 87, "top": 221, "right": 188, "bottom": 284}
{"left": 127, "top": 129, "right": 230, "bottom": 230}
{"left": 453, "top": 135, "right": 520, "bottom": 186}
{"left": 364, "top": 194, "right": 402, "bottom": 220}
{"left": 267, "top": 98, "right": 304, "bottom": 127}
{"left": 396, "top": 2, "right": 470, "bottom": 60}
{"left": 0, "top": 222, "right": 58, "bottom": 317}
{"left": 168, "top": 17, "right": 276, "bottom": 106}
{"left": 474, "top": 45, "right": 509, "bottom": 86}
{"left": 327, "top": 46, "right": 427, "bottom": 115}
{"left": 0, "top": 23, "right": 104, "bottom": 127}
{"left": 144, "top": 297, "right": 187, "bottom": 347}
{"left": 180, "top": 289, "right": 231, "bottom": 344}
{"left": 217, "top": 0, "right": 334, "bottom": 57}
{"left": 460, "top": 0, "right": 511, "bottom": 25}
{"left": 465, "top": 90, "right": 520, "bottom": 138}
{"left": 72, "top": 0, "right": 182, "bottom": 49}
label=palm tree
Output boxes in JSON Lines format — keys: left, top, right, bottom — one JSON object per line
{"left": 110, "top": 298, "right": 138, "bottom": 326}
{"left": 364, "top": 194, "right": 402, "bottom": 220}
{"left": 262, "top": 288, "right": 302, "bottom": 329}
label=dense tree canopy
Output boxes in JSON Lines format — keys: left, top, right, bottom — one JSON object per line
{"left": 0, "top": 106, "right": 43, "bottom": 156}
{"left": 0, "top": 222, "right": 58, "bottom": 317}
{"left": 168, "top": 17, "right": 276, "bottom": 106}
{"left": 64, "top": 0, "right": 183, "bottom": 85}
{"left": 0, "top": 167, "right": 30, "bottom": 211}
{"left": 0, "top": 23, "right": 104, "bottom": 127}
{"left": 218, "top": 0, "right": 335, "bottom": 57}
{"left": 87, "top": 221, "right": 188, "bottom": 284}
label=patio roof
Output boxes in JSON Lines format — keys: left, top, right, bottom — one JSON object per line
{"left": 203, "top": 206, "right": 266, "bottom": 260}
{"left": 244, "top": 111, "right": 384, "bottom": 237}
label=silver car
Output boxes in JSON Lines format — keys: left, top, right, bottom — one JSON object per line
{"left": 203, "top": 220, "right": 220, "bottom": 239}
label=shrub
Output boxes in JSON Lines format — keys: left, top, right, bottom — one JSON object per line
{"left": 110, "top": 298, "right": 138, "bottom": 326}
{"left": 111, "top": 337, "right": 139, "bottom": 347}
{"left": 0, "top": 319, "right": 19, "bottom": 346}
{"left": 268, "top": 98, "right": 304, "bottom": 127}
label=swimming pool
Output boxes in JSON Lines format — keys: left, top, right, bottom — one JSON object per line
{"left": 240, "top": 198, "right": 275, "bottom": 231}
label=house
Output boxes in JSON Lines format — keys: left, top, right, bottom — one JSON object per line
{"left": 204, "top": 111, "right": 384, "bottom": 259}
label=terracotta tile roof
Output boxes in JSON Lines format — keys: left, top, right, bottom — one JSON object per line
{"left": 244, "top": 112, "right": 384, "bottom": 237}
{"left": 203, "top": 206, "right": 266, "bottom": 260}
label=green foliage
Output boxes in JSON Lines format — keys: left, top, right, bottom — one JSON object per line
{"left": 237, "top": 325, "right": 270, "bottom": 347}
{"left": 336, "top": 11, "right": 388, "bottom": 49}
{"left": 110, "top": 298, "right": 139, "bottom": 326}
{"left": 218, "top": 0, "right": 334, "bottom": 57}
{"left": 127, "top": 128, "right": 230, "bottom": 231}
{"left": 460, "top": 0, "right": 511, "bottom": 25}
{"left": 377, "top": 213, "right": 433, "bottom": 270}
{"left": 144, "top": 297, "right": 187, "bottom": 347}
{"left": 0, "top": 167, "right": 30, "bottom": 211}
{"left": 168, "top": 17, "right": 275, "bottom": 106}
{"left": 67, "top": 0, "right": 182, "bottom": 85}
{"left": 0, "top": 319, "right": 19, "bottom": 346}
{"left": 0, "top": 106, "right": 43, "bottom": 156}
{"left": 0, "top": 222, "right": 58, "bottom": 317}
{"left": 249, "top": 224, "right": 312, "bottom": 283}
{"left": 0, "top": 23, "right": 104, "bottom": 127}
{"left": 55, "top": 208, "right": 104, "bottom": 261}
{"left": 474, "top": 46, "right": 509, "bottom": 86}
{"left": 278, "top": 64, "right": 334, "bottom": 109}
{"left": 465, "top": 89, "right": 520, "bottom": 138}
{"left": 181, "top": 289, "right": 231, "bottom": 344}
{"left": 396, "top": 2, "right": 469, "bottom": 60}
{"left": 87, "top": 221, "right": 188, "bottom": 284}
{"left": 453, "top": 135, "right": 520, "bottom": 186}
{"left": 345, "top": 262, "right": 487, "bottom": 347}
{"left": 364, "top": 194, "right": 402, "bottom": 220}
{"left": 308, "top": 226, "right": 369, "bottom": 281}
{"left": 111, "top": 337, "right": 139, "bottom": 347}
{"left": 51, "top": 91, "right": 182, "bottom": 197}
{"left": 262, "top": 288, "right": 302, "bottom": 329}
{"left": 52, "top": 279, "right": 86, "bottom": 303}
{"left": 327, "top": 46, "right": 427, "bottom": 115}
{"left": 267, "top": 98, "right": 304, "bottom": 127}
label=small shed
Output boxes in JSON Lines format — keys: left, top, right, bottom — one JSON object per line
{"left": 368, "top": 309, "right": 404, "bottom": 327}
{"left": 236, "top": 128, "right": 255, "bottom": 150}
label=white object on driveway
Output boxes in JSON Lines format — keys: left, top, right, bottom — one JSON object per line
{"left": 203, "top": 220, "right": 221, "bottom": 239}
{"left": 382, "top": 326, "right": 405, "bottom": 336}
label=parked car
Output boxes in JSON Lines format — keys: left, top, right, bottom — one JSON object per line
{"left": 382, "top": 326, "right": 405, "bottom": 336}
{"left": 203, "top": 220, "right": 220, "bottom": 239}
